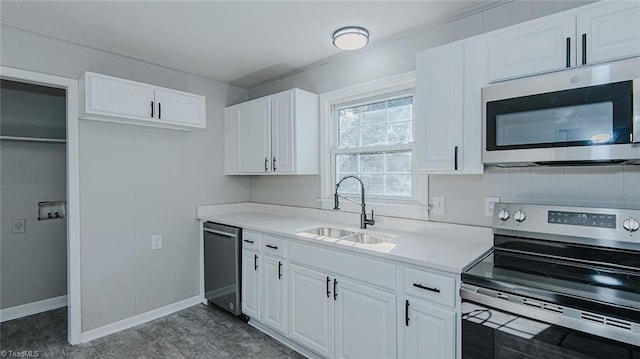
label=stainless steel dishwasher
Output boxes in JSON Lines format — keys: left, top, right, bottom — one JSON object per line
{"left": 203, "top": 222, "right": 242, "bottom": 316}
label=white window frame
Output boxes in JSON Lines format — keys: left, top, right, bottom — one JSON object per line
{"left": 319, "top": 71, "right": 429, "bottom": 220}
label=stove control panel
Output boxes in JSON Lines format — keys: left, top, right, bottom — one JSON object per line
{"left": 493, "top": 203, "right": 640, "bottom": 243}
{"left": 547, "top": 210, "right": 616, "bottom": 228}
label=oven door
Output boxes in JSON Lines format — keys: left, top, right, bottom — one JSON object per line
{"left": 461, "top": 284, "right": 640, "bottom": 358}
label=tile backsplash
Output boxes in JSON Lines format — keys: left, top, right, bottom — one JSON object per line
{"left": 428, "top": 165, "right": 640, "bottom": 227}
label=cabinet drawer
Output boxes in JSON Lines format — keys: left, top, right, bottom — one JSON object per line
{"left": 403, "top": 267, "right": 455, "bottom": 307}
{"left": 242, "top": 231, "right": 260, "bottom": 250}
{"left": 262, "top": 235, "right": 286, "bottom": 257}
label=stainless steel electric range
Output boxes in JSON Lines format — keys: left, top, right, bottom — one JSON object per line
{"left": 461, "top": 203, "right": 640, "bottom": 358}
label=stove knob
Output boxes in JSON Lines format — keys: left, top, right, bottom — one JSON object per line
{"left": 514, "top": 210, "right": 526, "bottom": 223}
{"left": 497, "top": 209, "right": 510, "bottom": 221}
{"left": 623, "top": 217, "right": 640, "bottom": 233}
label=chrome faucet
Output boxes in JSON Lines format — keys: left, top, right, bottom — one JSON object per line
{"left": 334, "top": 175, "right": 375, "bottom": 229}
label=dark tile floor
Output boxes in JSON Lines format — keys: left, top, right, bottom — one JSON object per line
{"left": 0, "top": 304, "right": 305, "bottom": 358}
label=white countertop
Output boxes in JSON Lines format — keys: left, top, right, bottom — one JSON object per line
{"left": 197, "top": 203, "right": 493, "bottom": 274}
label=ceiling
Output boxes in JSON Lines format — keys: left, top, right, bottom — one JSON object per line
{"left": 0, "top": 1, "right": 500, "bottom": 88}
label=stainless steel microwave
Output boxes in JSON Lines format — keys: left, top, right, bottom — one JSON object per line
{"left": 482, "top": 58, "right": 640, "bottom": 166}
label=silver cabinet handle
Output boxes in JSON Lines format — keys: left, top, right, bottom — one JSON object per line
{"left": 264, "top": 157, "right": 268, "bottom": 172}
{"left": 273, "top": 157, "right": 277, "bottom": 171}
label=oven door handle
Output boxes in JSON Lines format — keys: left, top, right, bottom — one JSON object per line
{"left": 633, "top": 78, "right": 640, "bottom": 143}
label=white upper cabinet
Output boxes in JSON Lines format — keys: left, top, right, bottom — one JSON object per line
{"left": 80, "top": 72, "right": 206, "bottom": 131}
{"left": 234, "top": 97, "right": 272, "bottom": 173}
{"left": 488, "top": 1, "right": 640, "bottom": 82}
{"left": 488, "top": 14, "right": 575, "bottom": 82}
{"left": 577, "top": 1, "right": 640, "bottom": 66}
{"left": 225, "top": 88, "right": 319, "bottom": 175}
{"left": 415, "top": 35, "right": 486, "bottom": 174}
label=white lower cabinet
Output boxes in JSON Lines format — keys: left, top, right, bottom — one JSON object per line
{"left": 242, "top": 231, "right": 289, "bottom": 336}
{"left": 335, "top": 279, "right": 396, "bottom": 359}
{"left": 398, "top": 265, "right": 457, "bottom": 359}
{"left": 262, "top": 254, "right": 287, "bottom": 335}
{"left": 241, "top": 249, "right": 261, "bottom": 319}
{"left": 289, "top": 263, "right": 334, "bottom": 357}
{"left": 400, "top": 298, "right": 455, "bottom": 359}
{"left": 241, "top": 232, "right": 458, "bottom": 359}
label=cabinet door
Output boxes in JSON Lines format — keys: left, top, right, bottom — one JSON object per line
{"left": 86, "top": 73, "right": 155, "bottom": 120}
{"left": 577, "top": 1, "right": 640, "bottom": 65}
{"left": 415, "top": 42, "right": 464, "bottom": 172}
{"left": 335, "top": 279, "right": 396, "bottom": 359}
{"left": 271, "top": 90, "right": 295, "bottom": 173}
{"left": 241, "top": 250, "right": 261, "bottom": 320}
{"left": 402, "top": 299, "right": 455, "bottom": 359}
{"left": 154, "top": 89, "right": 206, "bottom": 128}
{"left": 488, "top": 14, "right": 575, "bottom": 82}
{"left": 237, "top": 98, "right": 271, "bottom": 173}
{"left": 263, "top": 255, "right": 287, "bottom": 335}
{"left": 289, "top": 264, "right": 333, "bottom": 358}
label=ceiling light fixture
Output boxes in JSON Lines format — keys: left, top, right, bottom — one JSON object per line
{"left": 332, "top": 26, "right": 369, "bottom": 51}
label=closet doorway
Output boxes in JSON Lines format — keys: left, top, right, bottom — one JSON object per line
{"left": 0, "top": 67, "right": 80, "bottom": 344}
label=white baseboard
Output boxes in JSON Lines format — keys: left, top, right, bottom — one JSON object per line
{"left": 0, "top": 295, "right": 68, "bottom": 322}
{"left": 80, "top": 295, "right": 200, "bottom": 343}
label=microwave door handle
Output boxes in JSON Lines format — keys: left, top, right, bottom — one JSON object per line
{"left": 566, "top": 37, "right": 571, "bottom": 68}
{"left": 634, "top": 79, "right": 640, "bottom": 143}
{"left": 454, "top": 146, "right": 459, "bottom": 171}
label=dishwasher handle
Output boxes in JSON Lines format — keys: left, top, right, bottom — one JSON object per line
{"left": 204, "top": 228, "right": 237, "bottom": 238}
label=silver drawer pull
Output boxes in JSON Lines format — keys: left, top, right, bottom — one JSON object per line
{"left": 243, "top": 239, "right": 254, "bottom": 244}
{"left": 413, "top": 283, "right": 440, "bottom": 293}
{"left": 266, "top": 244, "right": 278, "bottom": 250}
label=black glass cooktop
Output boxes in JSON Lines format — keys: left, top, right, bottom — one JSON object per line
{"left": 462, "top": 235, "right": 640, "bottom": 322}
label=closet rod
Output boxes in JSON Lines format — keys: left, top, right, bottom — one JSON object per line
{"left": 0, "top": 136, "right": 66, "bottom": 143}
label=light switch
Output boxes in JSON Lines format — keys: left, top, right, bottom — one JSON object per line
{"left": 152, "top": 235, "right": 163, "bottom": 250}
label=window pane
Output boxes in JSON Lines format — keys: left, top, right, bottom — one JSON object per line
{"left": 387, "top": 97, "right": 412, "bottom": 123}
{"left": 361, "top": 124, "right": 386, "bottom": 146}
{"left": 386, "top": 151, "right": 412, "bottom": 172}
{"left": 386, "top": 174, "right": 412, "bottom": 196}
{"left": 336, "top": 154, "right": 358, "bottom": 173}
{"left": 360, "top": 153, "right": 383, "bottom": 173}
{"left": 387, "top": 121, "right": 412, "bottom": 144}
{"left": 360, "top": 174, "right": 384, "bottom": 195}
{"left": 361, "top": 102, "right": 386, "bottom": 126}
{"left": 339, "top": 108, "right": 360, "bottom": 128}
{"left": 334, "top": 95, "right": 413, "bottom": 199}
{"left": 339, "top": 127, "right": 360, "bottom": 148}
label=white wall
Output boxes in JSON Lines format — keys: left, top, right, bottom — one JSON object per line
{"left": 245, "top": 0, "right": 640, "bottom": 226}
{"left": 1, "top": 25, "right": 250, "bottom": 331}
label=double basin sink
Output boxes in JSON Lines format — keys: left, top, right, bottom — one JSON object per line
{"left": 298, "top": 227, "right": 393, "bottom": 244}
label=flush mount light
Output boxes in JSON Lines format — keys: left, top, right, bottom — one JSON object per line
{"left": 332, "top": 26, "right": 369, "bottom": 51}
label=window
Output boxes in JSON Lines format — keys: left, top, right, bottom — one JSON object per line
{"left": 332, "top": 94, "right": 414, "bottom": 199}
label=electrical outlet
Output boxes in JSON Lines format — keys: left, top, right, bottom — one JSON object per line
{"left": 485, "top": 197, "right": 500, "bottom": 217}
{"left": 151, "top": 235, "right": 163, "bottom": 250}
{"left": 432, "top": 197, "right": 446, "bottom": 215}
{"left": 12, "top": 219, "right": 26, "bottom": 234}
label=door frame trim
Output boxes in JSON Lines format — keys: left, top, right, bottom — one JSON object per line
{"left": 1, "top": 66, "right": 81, "bottom": 345}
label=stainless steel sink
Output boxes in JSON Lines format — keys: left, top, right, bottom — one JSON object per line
{"left": 341, "top": 233, "right": 389, "bottom": 244}
{"left": 301, "top": 227, "right": 356, "bottom": 239}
